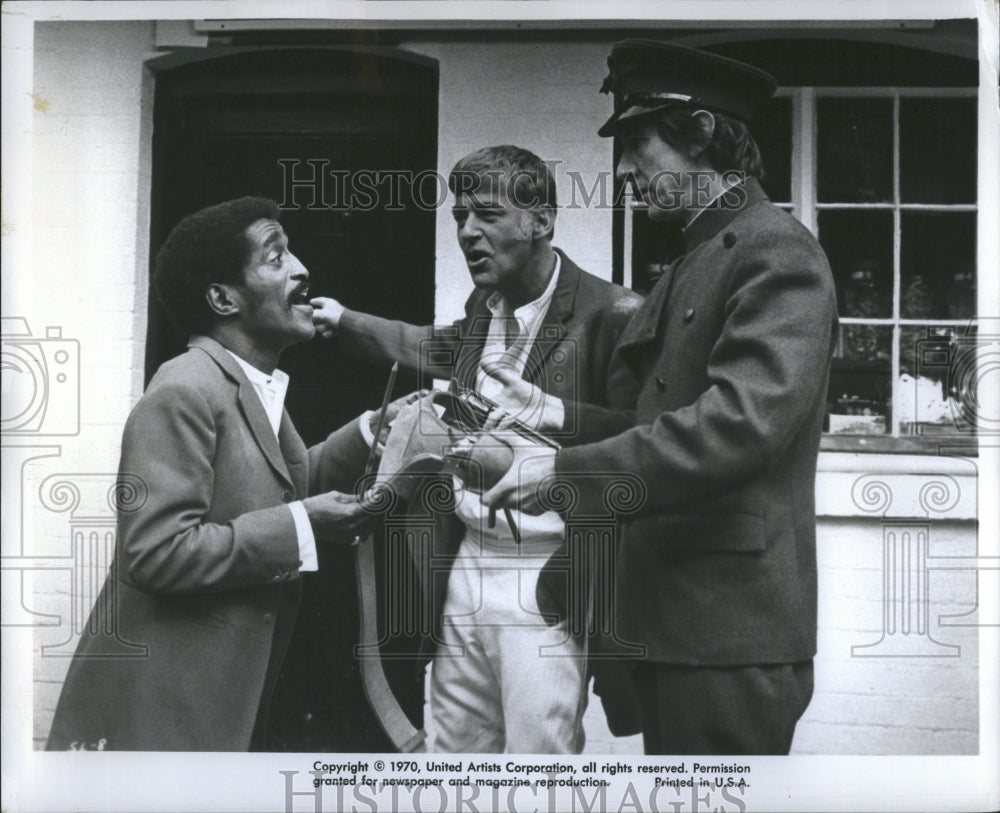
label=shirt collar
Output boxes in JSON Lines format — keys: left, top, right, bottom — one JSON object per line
{"left": 485, "top": 251, "right": 562, "bottom": 319}
{"left": 223, "top": 348, "right": 290, "bottom": 437}
{"left": 224, "top": 349, "right": 289, "bottom": 390}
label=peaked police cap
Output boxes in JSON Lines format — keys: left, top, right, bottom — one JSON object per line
{"left": 598, "top": 40, "right": 777, "bottom": 137}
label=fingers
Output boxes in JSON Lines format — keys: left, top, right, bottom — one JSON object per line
{"left": 310, "top": 297, "right": 345, "bottom": 334}
{"left": 480, "top": 360, "right": 520, "bottom": 385}
{"left": 480, "top": 467, "right": 516, "bottom": 509}
{"left": 481, "top": 405, "right": 515, "bottom": 431}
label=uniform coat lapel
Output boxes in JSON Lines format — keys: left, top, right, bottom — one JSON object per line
{"left": 615, "top": 257, "right": 681, "bottom": 362}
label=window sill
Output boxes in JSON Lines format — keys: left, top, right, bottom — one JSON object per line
{"left": 816, "top": 444, "right": 979, "bottom": 520}
{"left": 820, "top": 433, "right": 979, "bottom": 456}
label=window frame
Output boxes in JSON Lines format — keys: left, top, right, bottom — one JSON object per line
{"left": 793, "top": 86, "right": 978, "bottom": 449}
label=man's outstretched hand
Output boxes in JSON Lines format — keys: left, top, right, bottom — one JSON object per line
{"left": 311, "top": 296, "right": 346, "bottom": 339}
{"left": 479, "top": 442, "right": 558, "bottom": 516}
{"left": 479, "top": 362, "right": 564, "bottom": 433}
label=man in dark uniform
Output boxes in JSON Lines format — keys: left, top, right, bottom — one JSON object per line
{"left": 483, "top": 42, "right": 838, "bottom": 755}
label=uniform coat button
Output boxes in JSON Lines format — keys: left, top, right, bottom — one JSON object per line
{"left": 723, "top": 231, "right": 737, "bottom": 248}
{"left": 656, "top": 377, "right": 668, "bottom": 392}
{"left": 281, "top": 490, "right": 293, "bottom": 502}
{"left": 684, "top": 308, "right": 696, "bottom": 322}
{"left": 262, "top": 613, "right": 273, "bottom": 625}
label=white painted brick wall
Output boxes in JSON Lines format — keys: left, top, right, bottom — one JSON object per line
{"left": 24, "top": 20, "right": 155, "bottom": 750}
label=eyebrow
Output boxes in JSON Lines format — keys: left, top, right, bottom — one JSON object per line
{"left": 260, "top": 229, "right": 287, "bottom": 250}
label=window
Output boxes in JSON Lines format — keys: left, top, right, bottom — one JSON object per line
{"left": 622, "top": 86, "right": 979, "bottom": 449}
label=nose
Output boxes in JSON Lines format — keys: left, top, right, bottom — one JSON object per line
{"left": 289, "top": 252, "right": 309, "bottom": 280}
{"left": 615, "top": 154, "right": 636, "bottom": 184}
{"left": 458, "top": 214, "right": 481, "bottom": 242}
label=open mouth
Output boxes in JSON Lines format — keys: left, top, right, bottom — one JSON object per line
{"left": 465, "top": 248, "right": 491, "bottom": 267}
{"left": 289, "top": 285, "right": 312, "bottom": 308}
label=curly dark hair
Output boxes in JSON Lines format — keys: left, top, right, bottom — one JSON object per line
{"left": 153, "top": 197, "right": 280, "bottom": 337}
{"left": 653, "top": 106, "right": 765, "bottom": 180}
{"left": 448, "top": 145, "right": 557, "bottom": 236}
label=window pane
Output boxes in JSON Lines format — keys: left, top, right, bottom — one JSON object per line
{"left": 898, "top": 324, "right": 977, "bottom": 435}
{"left": 900, "top": 97, "right": 977, "bottom": 204}
{"left": 817, "top": 98, "right": 893, "bottom": 203}
{"left": 900, "top": 211, "right": 976, "bottom": 319}
{"left": 756, "top": 96, "right": 792, "bottom": 203}
{"left": 818, "top": 210, "right": 893, "bottom": 318}
{"left": 828, "top": 325, "right": 893, "bottom": 435}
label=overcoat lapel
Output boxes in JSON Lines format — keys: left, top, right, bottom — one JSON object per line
{"left": 524, "top": 250, "right": 577, "bottom": 378}
{"left": 188, "top": 336, "right": 295, "bottom": 490}
{"left": 454, "top": 314, "right": 491, "bottom": 391}
{"left": 278, "top": 412, "right": 309, "bottom": 495}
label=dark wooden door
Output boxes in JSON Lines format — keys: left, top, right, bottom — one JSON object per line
{"left": 148, "top": 47, "right": 437, "bottom": 750}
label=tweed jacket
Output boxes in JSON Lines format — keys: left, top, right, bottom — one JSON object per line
{"left": 336, "top": 250, "right": 644, "bottom": 733}
{"left": 557, "top": 180, "right": 838, "bottom": 666}
{"left": 46, "top": 336, "right": 371, "bottom": 751}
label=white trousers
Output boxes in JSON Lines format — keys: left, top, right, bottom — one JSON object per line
{"left": 430, "top": 534, "right": 588, "bottom": 753}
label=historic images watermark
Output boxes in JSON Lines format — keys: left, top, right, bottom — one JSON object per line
{"left": 1, "top": 317, "right": 148, "bottom": 657}
{"left": 850, "top": 320, "right": 1000, "bottom": 659}
{"left": 276, "top": 159, "right": 749, "bottom": 216}
{"left": 281, "top": 759, "right": 750, "bottom": 813}
{"left": 1, "top": 317, "right": 80, "bottom": 437}
{"left": 2, "top": 317, "right": 81, "bottom": 630}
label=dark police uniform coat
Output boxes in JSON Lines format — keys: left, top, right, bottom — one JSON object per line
{"left": 46, "top": 337, "right": 371, "bottom": 751}
{"left": 558, "top": 180, "right": 838, "bottom": 667}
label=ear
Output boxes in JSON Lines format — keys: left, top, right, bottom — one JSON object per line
{"left": 688, "top": 110, "right": 716, "bottom": 159}
{"left": 205, "top": 283, "right": 241, "bottom": 318}
{"left": 529, "top": 205, "right": 556, "bottom": 241}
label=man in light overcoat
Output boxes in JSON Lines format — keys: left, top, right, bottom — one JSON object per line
{"left": 47, "top": 197, "right": 383, "bottom": 751}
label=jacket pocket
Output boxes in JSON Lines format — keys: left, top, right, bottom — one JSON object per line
{"left": 630, "top": 511, "right": 766, "bottom": 554}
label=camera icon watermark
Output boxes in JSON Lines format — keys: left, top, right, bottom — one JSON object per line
{"left": 849, "top": 469, "right": 996, "bottom": 659}
{"left": 911, "top": 318, "right": 1000, "bottom": 436}
{"left": 1, "top": 316, "right": 80, "bottom": 437}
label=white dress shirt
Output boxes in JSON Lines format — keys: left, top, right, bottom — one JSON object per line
{"left": 225, "top": 351, "right": 318, "bottom": 571}
{"left": 457, "top": 253, "right": 566, "bottom": 549}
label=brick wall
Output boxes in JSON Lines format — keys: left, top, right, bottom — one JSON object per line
{"left": 26, "top": 20, "right": 155, "bottom": 749}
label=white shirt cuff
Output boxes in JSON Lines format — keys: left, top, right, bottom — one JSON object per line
{"left": 289, "top": 501, "right": 318, "bottom": 572}
{"left": 541, "top": 393, "right": 565, "bottom": 433}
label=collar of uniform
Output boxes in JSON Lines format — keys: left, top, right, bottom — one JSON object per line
{"left": 682, "top": 177, "right": 768, "bottom": 254}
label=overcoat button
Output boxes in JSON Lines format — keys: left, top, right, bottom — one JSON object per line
{"left": 684, "top": 308, "right": 695, "bottom": 322}
{"left": 723, "top": 232, "right": 737, "bottom": 248}
{"left": 262, "top": 613, "right": 273, "bottom": 625}
{"left": 656, "top": 377, "right": 667, "bottom": 392}
{"left": 281, "top": 490, "right": 293, "bottom": 502}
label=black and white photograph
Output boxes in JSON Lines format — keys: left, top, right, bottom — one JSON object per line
{"left": 2, "top": 1, "right": 998, "bottom": 811}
